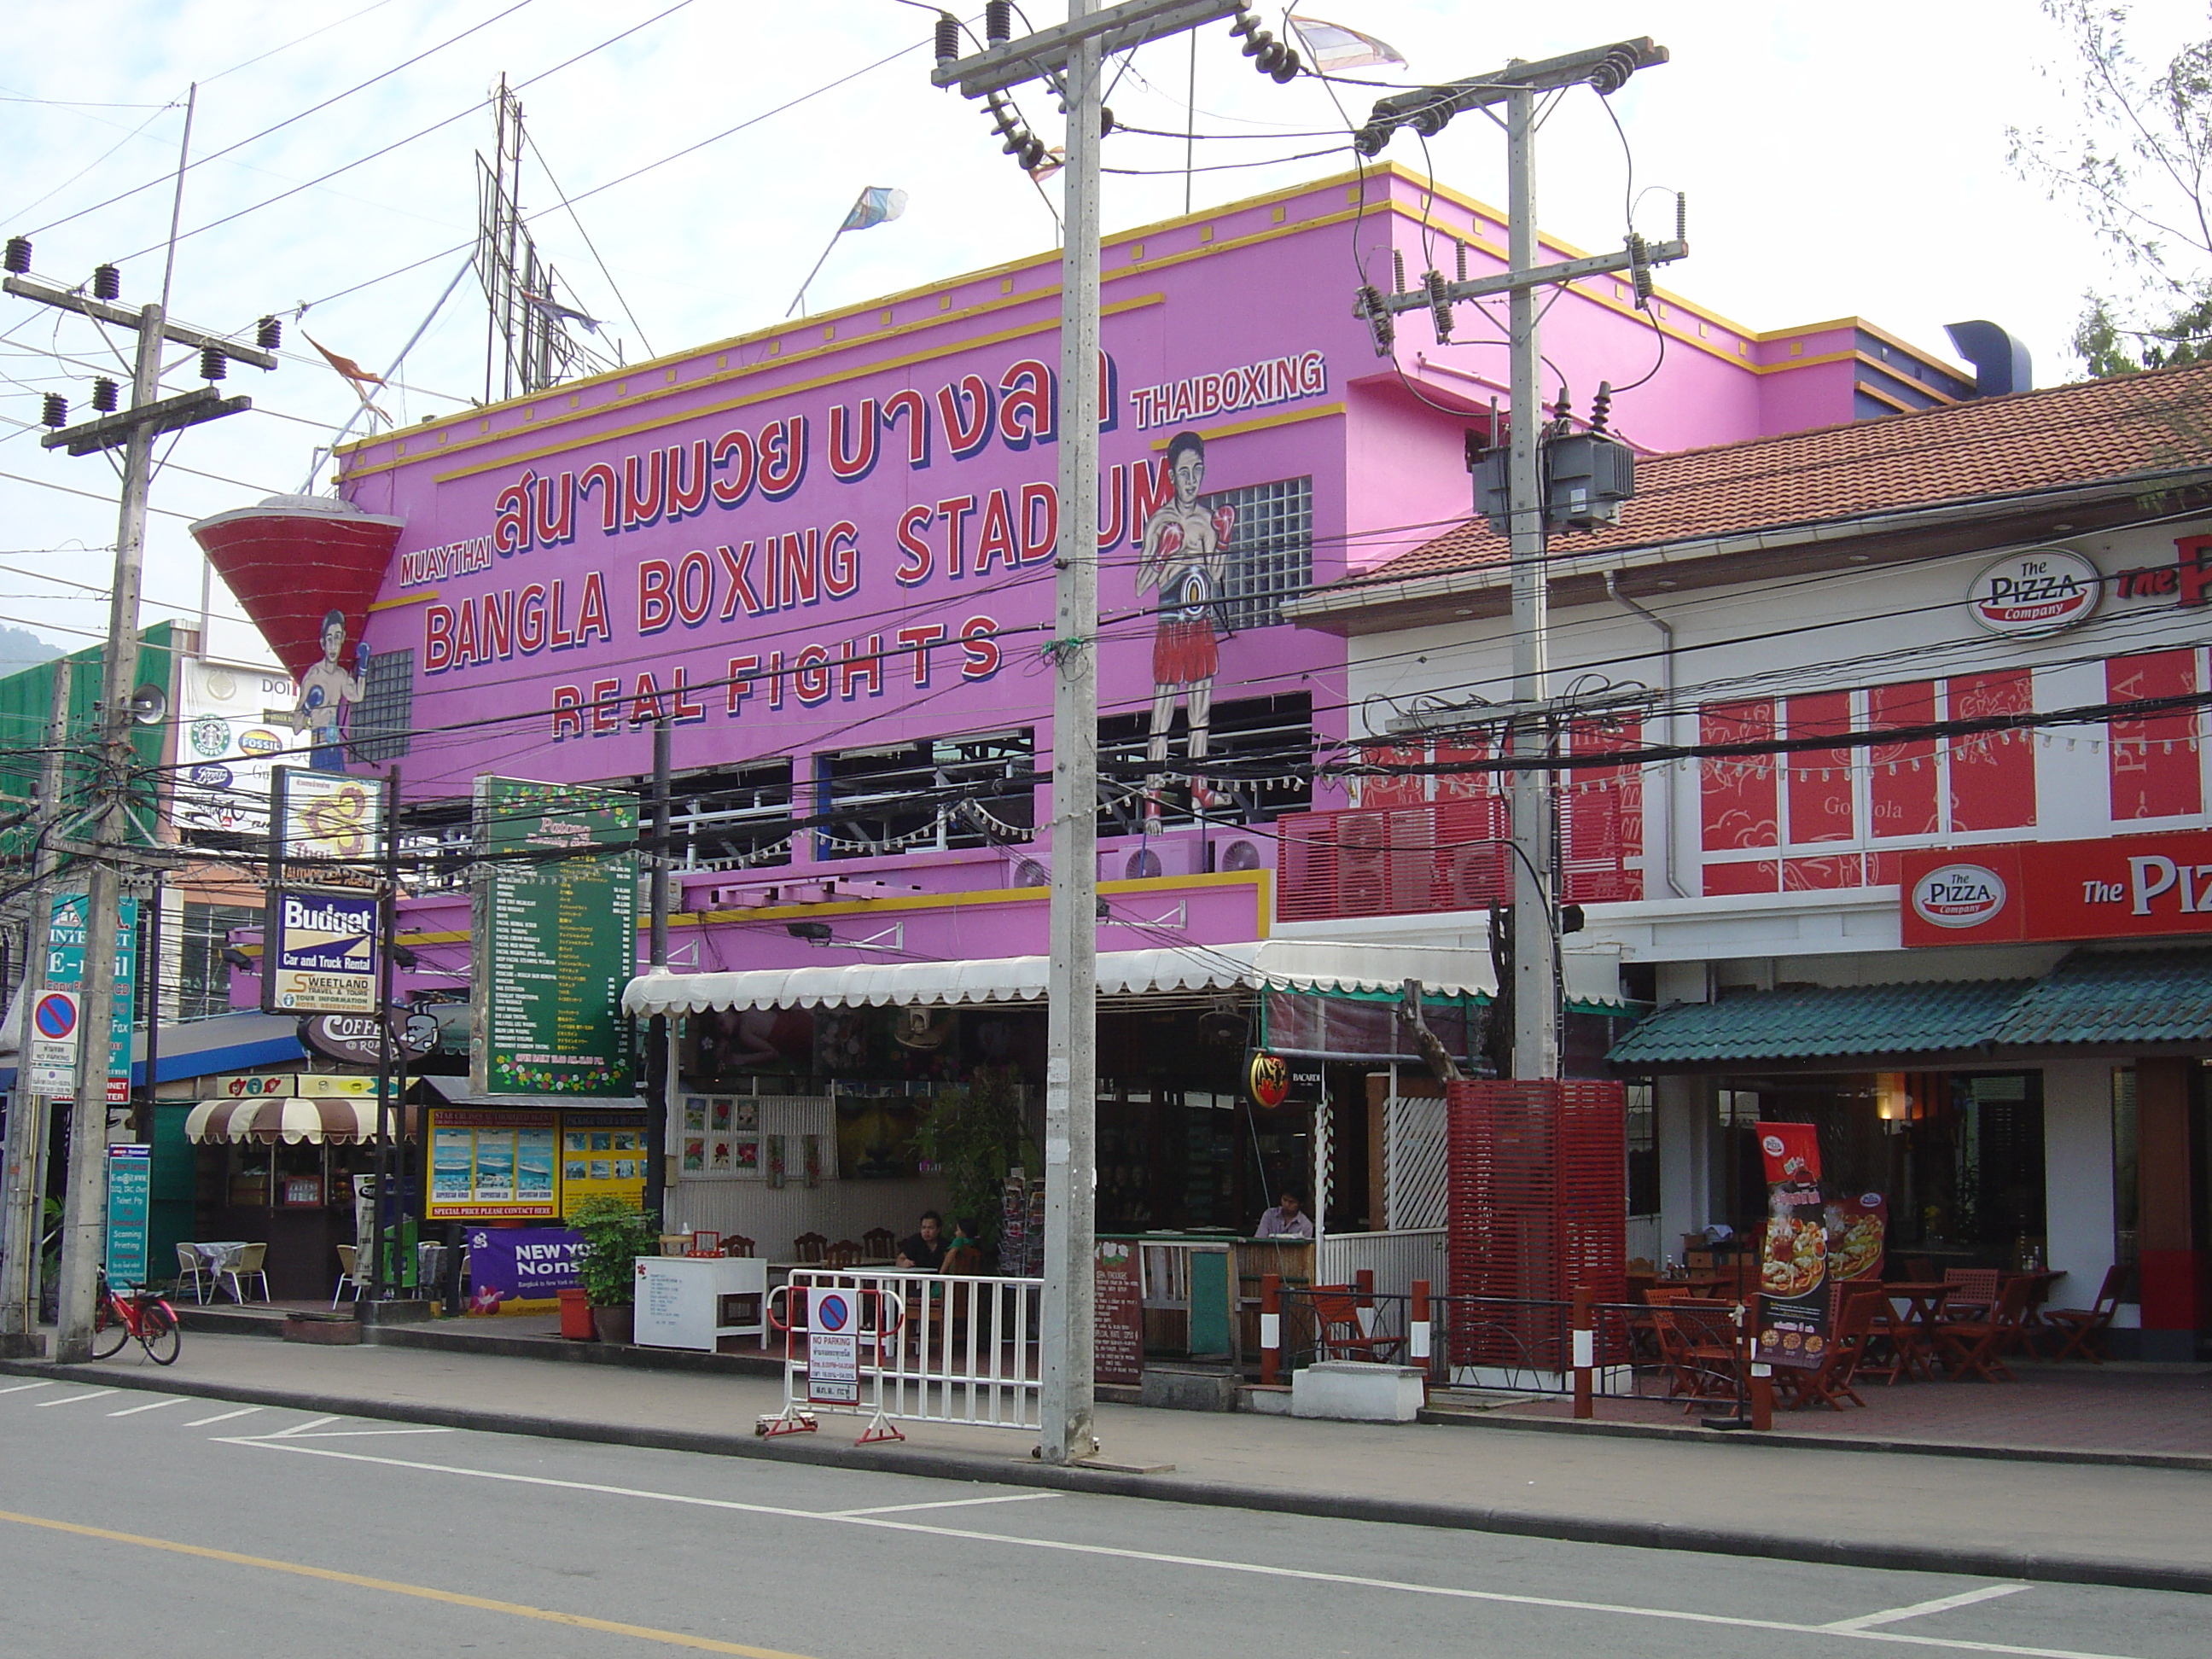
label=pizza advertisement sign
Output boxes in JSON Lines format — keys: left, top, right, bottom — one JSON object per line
{"left": 1825, "top": 1192, "right": 1887, "bottom": 1284}
{"left": 1900, "top": 830, "right": 2212, "bottom": 947}
{"left": 1753, "top": 1122, "right": 1830, "bottom": 1371}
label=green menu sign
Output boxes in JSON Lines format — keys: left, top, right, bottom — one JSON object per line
{"left": 471, "top": 777, "right": 638, "bottom": 1096}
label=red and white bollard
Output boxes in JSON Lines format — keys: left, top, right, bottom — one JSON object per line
{"left": 1260, "top": 1272, "right": 1282, "bottom": 1385}
{"left": 1571, "top": 1283, "right": 1595, "bottom": 1419}
{"left": 1354, "top": 1267, "right": 1376, "bottom": 1337}
{"left": 1409, "top": 1278, "right": 1431, "bottom": 1394}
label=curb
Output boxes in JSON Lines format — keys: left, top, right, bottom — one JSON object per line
{"left": 1418, "top": 1403, "right": 2212, "bottom": 1475}
{"left": 6, "top": 1355, "right": 2209, "bottom": 1597}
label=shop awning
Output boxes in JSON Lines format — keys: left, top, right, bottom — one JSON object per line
{"left": 131, "top": 1010, "right": 307, "bottom": 1086}
{"left": 625, "top": 940, "right": 1519, "bottom": 1016}
{"left": 1605, "top": 977, "right": 2034, "bottom": 1069}
{"left": 418, "top": 1076, "right": 647, "bottom": 1111}
{"left": 185, "top": 1096, "right": 420, "bottom": 1144}
{"left": 1988, "top": 946, "right": 2212, "bottom": 1047}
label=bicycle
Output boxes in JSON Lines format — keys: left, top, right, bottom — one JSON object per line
{"left": 90, "top": 1272, "right": 182, "bottom": 1366}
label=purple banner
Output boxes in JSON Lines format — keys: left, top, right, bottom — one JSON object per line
{"left": 465, "top": 1225, "right": 584, "bottom": 1312}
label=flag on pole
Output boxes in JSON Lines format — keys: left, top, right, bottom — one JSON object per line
{"left": 518, "top": 287, "right": 604, "bottom": 334}
{"left": 1287, "top": 15, "right": 1406, "bottom": 72}
{"left": 302, "top": 333, "right": 388, "bottom": 422}
{"left": 841, "top": 186, "right": 910, "bottom": 231}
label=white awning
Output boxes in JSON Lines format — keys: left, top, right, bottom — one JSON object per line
{"left": 184, "top": 1096, "right": 420, "bottom": 1144}
{"left": 624, "top": 940, "right": 1527, "bottom": 1016}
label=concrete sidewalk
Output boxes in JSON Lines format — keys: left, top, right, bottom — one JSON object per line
{"left": 6, "top": 1330, "right": 2209, "bottom": 1597}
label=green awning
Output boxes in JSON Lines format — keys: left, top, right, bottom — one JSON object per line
{"left": 1605, "top": 978, "right": 2033, "bottom": 1068}
{"left": 1990, "top": 946, "right": 2212, "bottom": 1047}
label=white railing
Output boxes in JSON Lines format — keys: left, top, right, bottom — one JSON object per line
{"left": 1316, "top": 1229, "right": 1447, "bottom": 1303}
{"left": 763, "top": 1268, "right": 1042, "bottom": 1443}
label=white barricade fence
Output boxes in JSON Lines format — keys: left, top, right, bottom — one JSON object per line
{"left": 759, "top": 1267, "right": 1043, "bottom": 1444}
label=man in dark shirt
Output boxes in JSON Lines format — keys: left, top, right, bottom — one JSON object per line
{"left": 896, "top": 1210, "right": 946, "bottom": 1271}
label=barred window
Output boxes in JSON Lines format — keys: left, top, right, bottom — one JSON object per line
{"left": 1203, "top": 474, "right": 1312, "bottom": 631}
{"left": 349, "top": 648, "right": 413, "bottom": 763}
{"left": 818, "top": 731, "right": 1035, "bottom": 859}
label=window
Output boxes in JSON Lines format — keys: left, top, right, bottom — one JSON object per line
{"left": 350, "top": 648, "right": 414, "bottom": 763}
{"left": 1205, "top": 474, "right": 1312, "bottom": 630}
{"left": 818, "top": 731, "right": 1035, "bottom": 859}
{"left": 1625, "top": 1081, "right": 1659, "bottom": 1218}
{"left": 178, "top": 900, "right": 260, "bottom": 1021}
{"left": 665, "top": 760, "right": 794, "bottom": 871}
{"left": 1097, "top": 692, "right": 1312, "bottom": 833}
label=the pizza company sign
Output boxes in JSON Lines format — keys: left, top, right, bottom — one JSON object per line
{"left": 1966, "top": 548, "right": 2100, "bottom": 636}
{"left": 1901, "top": 830, "right": 2212, "bottom": 946}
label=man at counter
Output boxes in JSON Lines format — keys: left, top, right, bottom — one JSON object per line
{"left": 896, "top": 1210, "right": 946, "bottom": 1271}
{"left": 1256, "top": 1190, "right": 1313, "bottom": 1238}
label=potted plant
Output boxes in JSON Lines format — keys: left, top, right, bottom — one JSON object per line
{"left": 916, "top": 1066, "right": 1033, "bottom": 1260}
{"left": 571, "top": 1195, "right": 655, "bottom": 1344}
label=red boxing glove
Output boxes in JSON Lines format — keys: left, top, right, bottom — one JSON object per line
{"left": 1154, "top": 521, "right": 1185, "bottom": 561}
{"left": 1211, "top": 505, "right": 1236, "bottom": 547}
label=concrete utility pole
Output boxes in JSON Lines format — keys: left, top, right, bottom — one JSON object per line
{"left": 934, "top": 0, "right": 1249, "bottom": 1465}
{"left": 4, "top": 268, "right": 273, "bottom": 1361}
{"left": 1356, "top": 40, "right": 1680, "bottom": 1079}
{"left": 0, "top": 660, "right": 72, "bottom": 1356}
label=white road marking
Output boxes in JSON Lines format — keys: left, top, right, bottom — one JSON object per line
{"left": 184, "top": 1406, "right": 263, "bottom": 1427}
{"left": 1828, "top": 1585, "right": 2034, "bottom": 1631}
{"left": 108, "top": 1399, "right": 184, "bottom": 1417}
{"left": 257, "top": 1415, "right": 341, "bottom": 1439}
{"left": 827, "top": 1492, "right": 1062, "bottom": 1517}
{"left": 222, "top": 1440, "right": 2145, "bottom": 1659}
{"left": 0, "top": 1381, "right": 56, "bottom": 1395}
{"left": 276, "top": 1428, "right": 456, "bottom": 1440}
{"left": 34, "top": 1389, "right": 116, "bottom": 1408}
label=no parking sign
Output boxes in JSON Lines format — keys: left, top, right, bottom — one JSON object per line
{"left": 26, "top": 990, "right": 79, "bottom": 1092}
{"left": 806, "top": 1289, "right": 860, "bottom": 1405}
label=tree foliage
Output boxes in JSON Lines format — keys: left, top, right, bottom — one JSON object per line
{"left": 570, "top": 1194, "right": 656, "bottom": 1307}
{"left": 914, "top": 1065, "right": 1032, "bottom": 1248}
{"left": 2010, "top": 3, "right": 2212, "bottom": 375}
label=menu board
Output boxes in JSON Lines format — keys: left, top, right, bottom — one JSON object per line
{"left": 428, "top": 1109, "right": 559, "bottom": 1220}
{"left": 1095, "top": 1240, "right": 1144, "bottom": 1384}
{"left": 471, "top": 776, "right": 637, "bottom": 1096}
{"left": 561, "top": 1109, "right": 650, "bottom": 1214}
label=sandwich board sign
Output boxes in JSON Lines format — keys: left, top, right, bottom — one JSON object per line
{"left": 806, "top": 1287, "right": 860, "bottom": 1406}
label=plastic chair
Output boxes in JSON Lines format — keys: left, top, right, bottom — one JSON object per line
{"left": 174, "top": 1243, "right": 213, "bottom": 1305}
{"left": 221, "top": 1242, "right": 271, "bottom": 1304}
{"left": 332, "top": 1243, "right": 362, "bottom": 1308}
{"left": 1308, "top": 1284, "right": 1403, "bottom": 1364}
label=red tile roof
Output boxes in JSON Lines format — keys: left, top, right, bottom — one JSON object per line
{"left": 1326, "top": 358, "right": 2212, "bottom": 592}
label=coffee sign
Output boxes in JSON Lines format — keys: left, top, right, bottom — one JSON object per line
{"left": 1965, "top": 547, "right": 2100, "bottom": 637}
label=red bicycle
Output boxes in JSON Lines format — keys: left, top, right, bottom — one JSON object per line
{"left": 90, "top": 1272, "right": 181, "bottom": 1365}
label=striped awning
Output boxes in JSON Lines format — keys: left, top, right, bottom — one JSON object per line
{"left": 184, "top": 1097, "right": 420, "bottom": 1144}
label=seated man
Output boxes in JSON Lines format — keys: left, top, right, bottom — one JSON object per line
{"left": 1256, "top": 1190, "right": 1313, "bottom": 1238}
{"left": 895, "top": 1209, "right": 946, "bottom": 1271}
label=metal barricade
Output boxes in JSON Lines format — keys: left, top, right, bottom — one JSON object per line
{"left": 759, "top": 1268, "right": 1043, "bottom": 1445}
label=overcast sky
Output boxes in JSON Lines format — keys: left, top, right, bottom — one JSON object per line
{"left": 0, "top": 0, "right": 2192, "bottom": 667}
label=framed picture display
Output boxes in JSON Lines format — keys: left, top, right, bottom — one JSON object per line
{"left": 683, "top": 1098, "right": 765, "bottom": 1179}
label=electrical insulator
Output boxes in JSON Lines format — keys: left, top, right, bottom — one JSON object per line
{"left": 1674, "top": 191, "right": 1687, "bottom": 243}
{"left": 934, "top": 10, "right": 961, "bottom": 63}
{"left": 91, "top": 263, "right": 120, "bottom": 300}
{"left": 3, "top": 236, "right": 29, "bottom": 275}
{"left": 1589, "top": 381, "right": 1614, "bottom": 434}
{"left": 1391, "top": 249, "right": 1406, "bottom": 293}
{"left": 1425, "top": 269, "right": 1452, "bottom": 344}
{"left": 40, "top": 393, "right": 67, "bottom": 428}
{"left": 985, "top": 0, "right": 1010, "bottom": 46}
{"left": 1455, "top": 239, "right": 1469, "bottom": 283}
{"left": 90, "top": 377, "right": 119, "bottom": 413}
{"left": 200, "top": 344, "right": 227, "bottom": 381}
{"left": 1589, "top": 45, "right": 1640, "bottom": 96}
{"left": 1353, "top": 285, "right": 1394, "bottom": 357}
{"left": 1230, "top": 10, "right": 1301, "bottom": 82}
{"left": 256, "top": 315, "right": 282, "bottom": 351}
{"left": 1627, "top": 233, "right": 1654, "bottom": 307}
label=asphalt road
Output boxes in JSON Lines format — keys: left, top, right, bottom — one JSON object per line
{"left": 1, "top": 1377, "right": 2204, "bottom": 1659}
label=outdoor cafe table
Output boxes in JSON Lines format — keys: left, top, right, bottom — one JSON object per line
{"left": 1878, "top": 1282, "right": 1953, "bottom": 1380}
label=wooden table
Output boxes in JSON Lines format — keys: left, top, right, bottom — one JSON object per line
{"left": 1877, "top": 1282, "right": 1953, "bottom": 1381}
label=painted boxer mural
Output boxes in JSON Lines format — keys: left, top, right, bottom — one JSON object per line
{"left": 1136, "top": 430, "right": 1237, "bottom": 821}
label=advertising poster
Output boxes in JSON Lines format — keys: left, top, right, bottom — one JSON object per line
{"left": 1095, "top": 1240, "right": 1144, "bottom": 1385}
{"left": 263, "top": 888, "right": 380, "bottom": 1014}
{"left": 104, "top": 1144, "right": 151, "bottom": 1289}
{"left": 1754, "top": 1121, "right": 1830, "bottom": 1371}
{"left": 44, "top": 891, "right": 137, "bottom": 1103}
{"left": 559, "top": 1110, "right": 649, "bottom": 1214}
{"left": 1826, "top": 1192, "right": 1888, "bottom": 1284}
{"left": 174, "top": 660, "right": 297, "bottom": 835}
{"left": 427, "top": 1108, "right": 559, "bottom": 1220}
{"left": 471, "top": 776, "right": 637, "bottom": 1097}
{"left": 464, "top": 1225, "right": 584, "bottom": 1313}
{"left": 271, "top": 767, "right": 386, "bottom": 890}
{"left": 806, "top": 1286, "right": 861, "bottom": 1405}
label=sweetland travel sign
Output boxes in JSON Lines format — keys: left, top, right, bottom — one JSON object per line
{"left": 1901, "top": 830, "right": 2212, "bottom": 946}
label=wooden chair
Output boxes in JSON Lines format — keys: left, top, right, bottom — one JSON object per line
{"left": 1941, "top": 1267, "right": 2000, "bottom": 1319}
{"left": 860, "top": 1227, "right": 898, "bottom": 1264}
{"left": 221, "top": 1242, "right": 270, "bottom": 1304}
{"left": 940, "top": 1243, "right": 984, "bottom": 1276}
{"left": 721, "top": 1234, "right": 755, "bottom": 1259}
{"left": 1933, "top": 1275, "right": 2035, "bottom": 1382}
{"left": 174, "top": 1243, "right": 213, "bottom": 1305}
{"left": 1653, "top": 1298, "right": 1740, "bottom": 1406}
{"left": 332, "top": 1243, "right": 362, "bottom": 1308}
{"left": 792, "top": 1231, "right": 829, "bottom": 1264}
{"left": 1850, "top": 1287, "right": 1919, "bottom": 1386}
{"left": 1784, "top": 1290, "right": 1878, "bottom": 1411}
{"left": 824, "top": 1238, "right": 862, "bottom": 1269}
{"left": 1309, "top": 1284, "right": 1403, "bottom": 1363}
{"left": 2040, "top": 1263, "right": 2133, "bottom": 1363}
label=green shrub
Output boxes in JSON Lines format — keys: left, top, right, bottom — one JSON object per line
{"left": 570, "top": 1195, "right": 655, "bottom": 1308}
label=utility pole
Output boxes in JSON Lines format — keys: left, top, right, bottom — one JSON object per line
{"left": 4, "top": 255, "right": 275, "bottom": 1361}
{"left": 0, "top": 660, "right": 72, "bottom": 1356}
{"left": 1353, "top": 40, "right": 1680, "bottom": 1079}
{"left": 934, "top": 0, "right": 1257, "bottom": 1465}
{"left": 643, "top": 716, "right": 672, "bottom": 1225}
